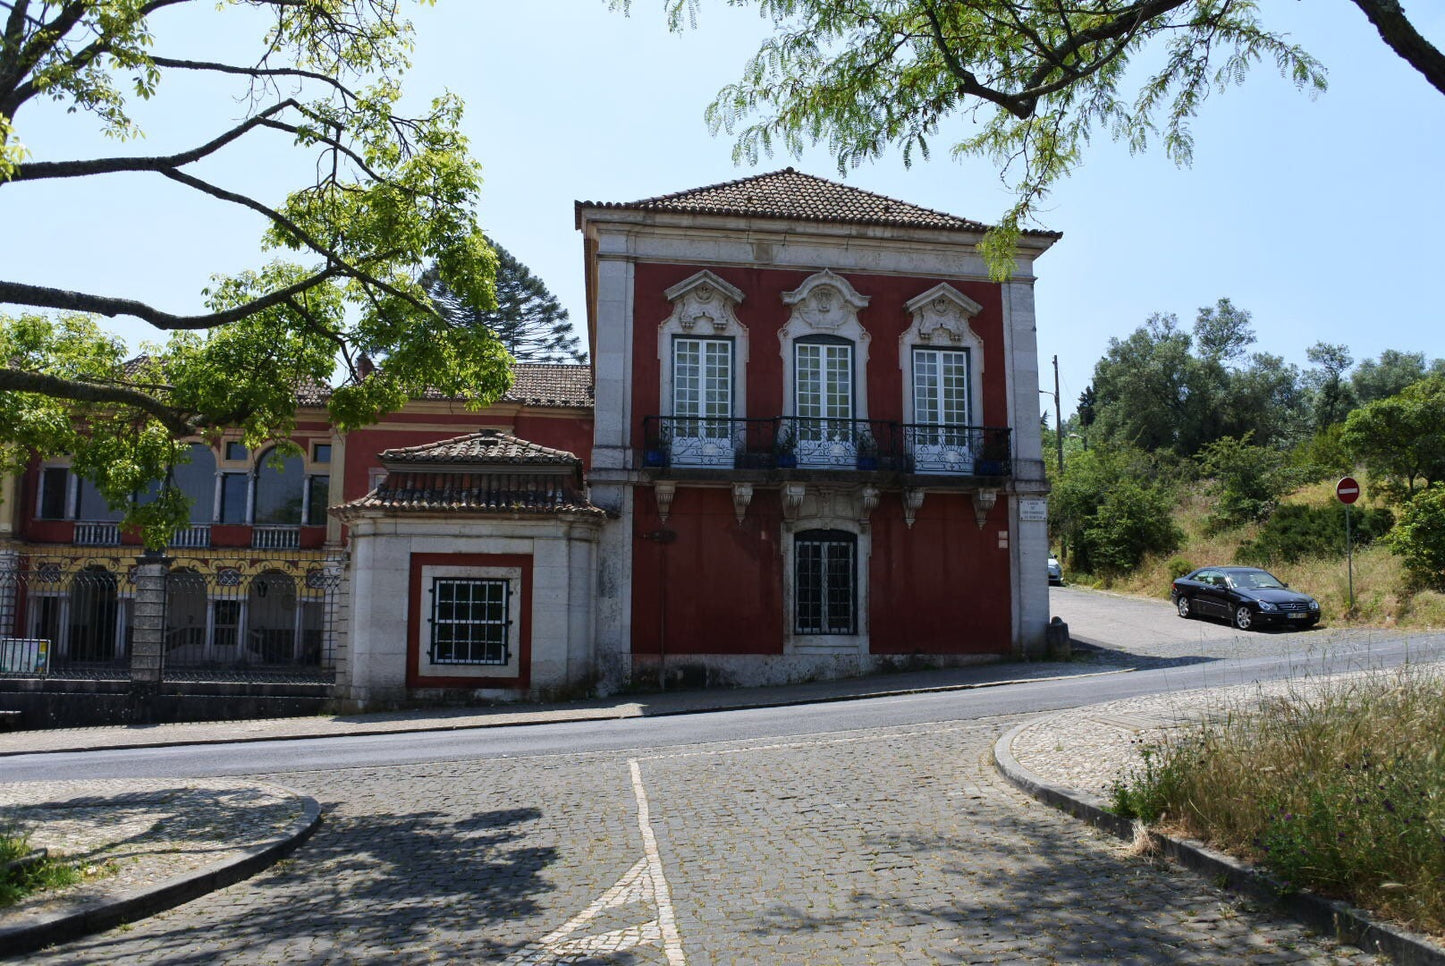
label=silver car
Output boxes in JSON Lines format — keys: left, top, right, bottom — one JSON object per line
{"left": 1047, "top": 555, "right": 1063, "bottom": 585}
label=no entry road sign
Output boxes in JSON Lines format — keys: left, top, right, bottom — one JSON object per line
{"left": 1336, "top": 477, "right": 1361, "bottom": 504}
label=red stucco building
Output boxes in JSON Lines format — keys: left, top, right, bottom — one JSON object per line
{"left": 1, "top": 170, "right": 1057, "bottom": 705}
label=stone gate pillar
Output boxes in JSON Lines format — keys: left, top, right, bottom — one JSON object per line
{"left": 130, "top": 552, "right": 172, "bottom": 685}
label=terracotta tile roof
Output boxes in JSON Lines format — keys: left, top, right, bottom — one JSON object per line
{"left": 334, "top": 470, "right": 607, "bottom": 520}
{"left": 380, "top": 430, "right": 581, "bottom": 468}
{"left": 413, "top": 363, "right": 593, "bottom": 408}
{"left": 501, "top": 364, "right": 593, "bottom": 407}
{"left": 577, "top": 168, "right": 1060, "bottom": 238}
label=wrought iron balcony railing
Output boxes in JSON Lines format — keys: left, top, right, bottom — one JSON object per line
{"left": 641, "top": 416, "right": 1011, "bottom": 476}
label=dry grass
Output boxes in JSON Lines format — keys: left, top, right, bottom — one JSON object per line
{"left": 1072, "top": 470, "right": 1442, "bottom": 629}
{"left": 1110, "top": 666, "right": 1445, "bottom": 940}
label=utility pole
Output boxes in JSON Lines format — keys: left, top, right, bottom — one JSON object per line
{"left": 1053, "top": 355, "right": 1064, "bottom": 478}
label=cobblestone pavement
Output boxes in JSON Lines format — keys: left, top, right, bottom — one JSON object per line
{"left": 0, "top": 778, "right": 308, "bottom": 927}
{"left": 20, "top": 715, "right": 1382, "bottom": 965}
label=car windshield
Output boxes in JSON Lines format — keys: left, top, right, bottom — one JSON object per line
{"left": 1232, "top": 570, "right": 1284, "bottom": 590}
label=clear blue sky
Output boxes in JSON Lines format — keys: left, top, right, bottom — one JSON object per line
{"left": 5, "top": 2, "right": 1443, "bottom": 419}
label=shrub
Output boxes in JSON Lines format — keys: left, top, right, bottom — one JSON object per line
{"left": 1108, "top": 669, "right": 1445, "bottom": 935}
{"left": 1196, "top": 434, "right": 1288, "bottom": 531}
{"left": 1385, "top": 483, "right": 1445, "bottom": 590}
{"left": 1051, "top": 446, "right": 1181, "bottom": 576}
{"left": 1167, "top": 556, "right": 1194, "bottom": 580}
{"left": 1235, "top": 503, "right": 1393, "bottom": 566}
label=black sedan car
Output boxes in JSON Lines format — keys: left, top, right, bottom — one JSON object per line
{"left": 1171, "top": 566, "right": 1321, "bottom": 631}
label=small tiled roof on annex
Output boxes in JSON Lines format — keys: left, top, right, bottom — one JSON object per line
{"left": 577, "top": 168, "right": 1060, "bottom": 238}
{"left": 379, "top": 429, "right": 581, "bottom": 469}
{"left": 336, "top": 470, "right": 607, "bottom": 519}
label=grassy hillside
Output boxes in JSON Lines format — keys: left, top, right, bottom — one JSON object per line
{"left": 1067, "top": 475, "right": 1445, "bottom": 630}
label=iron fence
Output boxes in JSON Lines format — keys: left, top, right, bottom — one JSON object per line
{"left": 0, "top": 557, "right": 342, "bottom": 681}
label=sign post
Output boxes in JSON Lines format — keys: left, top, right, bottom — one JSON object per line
{"left": 1336, "top": 477, "right": 1360, "bottom": 614}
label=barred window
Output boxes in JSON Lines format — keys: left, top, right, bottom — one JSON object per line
{"left": 794, "top": 529, "right": 857, "bottom": 635}
{"left": 429, "top": 578, "right": 510, "bottom": 665}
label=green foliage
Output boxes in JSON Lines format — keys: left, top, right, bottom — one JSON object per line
{"left": 1109, "top": 742, "right": 1197, "bottom": 823}
{"left": 1107, "top": 670, "right": 1445, "bottom": 935}
{"left": 1352, "top": 349, "right": 1445, "bottom": 405}
{"left": 1287, "top": 423, "right": 1354, "bottom": 482}
{"left": 1235, "top": 503, "right": 1393, "bottom": 567}
{"left": 633, "top": 0, "right": 1326, "bottom": 275}
{"left": 1341, "top": 375, "right": 1445, "bottom": 500}
{"left": 1167, "top": 556, "right": 1195, "bottom": 580}
{"left": 1089, "top": 300, "right": 1304, "bottom": 457}
{"left": 1384, "top": 484, "right": 1445, "bottom": 591}
{"left": 0, "top": 823, "right": 83, "bottom": 907}
{"left": 1, "top": 2, "right": 506, "bottom": 548}
{"left": 1196, "top": 434, "right": 1287, "bottom": 531}
{"left": 1050, "top": 445, "right": 1182, "bottom": 576}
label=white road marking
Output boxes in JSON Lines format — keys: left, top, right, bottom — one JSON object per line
{"left": 503, "top": 760, "right": 685, "bottom": 964}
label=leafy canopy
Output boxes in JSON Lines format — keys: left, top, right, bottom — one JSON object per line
{"left": 632, "top": 0, "right": 1444, "bottom": 274}
{"left": 0, "top": 1, "right": 507, "bottom": 547}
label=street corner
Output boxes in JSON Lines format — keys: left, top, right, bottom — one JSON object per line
{"left": 0, "top": 777, "right": 321, "bottom": 957}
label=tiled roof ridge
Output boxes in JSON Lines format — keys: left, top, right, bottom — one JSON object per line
{"left": 379, "top": 429, "right": 581, "bottom": 467}
{"left": 578, "top": 167, "right": 1061, "bottom": 238}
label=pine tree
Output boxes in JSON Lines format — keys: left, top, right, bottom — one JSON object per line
{"left": 427, "top": 239, "right": 587, "bottom": 364}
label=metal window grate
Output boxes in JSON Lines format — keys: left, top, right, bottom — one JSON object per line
{"left": 795, "top": 530, "right": 856, "bottom": 635}
{"left": 429, "top": 578, "right": 510, "bottom": 665}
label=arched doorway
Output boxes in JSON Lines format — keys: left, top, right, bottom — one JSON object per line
{"left": 68, "top": 566, "right": 119, "bottom": 663}
{"left": 248, "top": 570, "right": 297, "bottom": 663}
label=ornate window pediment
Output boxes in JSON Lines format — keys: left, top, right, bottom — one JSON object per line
{"left": 662, "top": 270, "right": 746, "bottom": 335}
{"left": 781, "top": 269, "right": 869, "bottom": 334}
{"left": 903, "top": 283, "right": 984, "bottom": 346}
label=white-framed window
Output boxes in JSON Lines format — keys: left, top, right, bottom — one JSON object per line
{"left": 670, "top": 336, "right": 734, "bottom": 465}
{"left": 794, "top": 529, "right": 857, "bottom": 636}
{"left": 429, "top": 577, "right": 511, "bottom": 666}
{"left": 913, "top": 347, "right": 972, "bottom": 427}
{"left": 794, "top": 337, "right": 855, "bottom": 466}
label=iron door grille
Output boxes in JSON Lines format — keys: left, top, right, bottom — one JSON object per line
{"left": 795, "top": 530, "right": 856, "bottom": 635}
{"left": 429, "top": 578, "right": 511, "bottom": 665}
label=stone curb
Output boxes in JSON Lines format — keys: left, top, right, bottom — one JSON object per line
{"left": 0, "top": 667, "right": 1132, "bottom": 758}
{"left": 0, "top": 785, "right": 322, "bottom": 959}
{"left": 993, "top": 720, "right": 1445, "bottom": 966}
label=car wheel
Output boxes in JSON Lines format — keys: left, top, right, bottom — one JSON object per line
{"left": 1176, "top": 596, "right": 1192, "bottom": 619}
{"left": 1234, "top": 605, "right": 1254, "bottom": 631}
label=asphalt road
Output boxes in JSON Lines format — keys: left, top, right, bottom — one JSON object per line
{"left": 3, "top": 588, "right": 1439, "bottom": 783}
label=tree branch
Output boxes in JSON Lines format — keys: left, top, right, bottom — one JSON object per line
{"left": 8, "top": 100, "right": 296, "bottom": 181}
{"left": 1348, "top": 0, "right": 1445, "bottom": 96}
{"left": 0, "top": 272, "right": 343, "bottom": 330}
{"left": 0, "top": 365, "right": 194, "bottom": 436}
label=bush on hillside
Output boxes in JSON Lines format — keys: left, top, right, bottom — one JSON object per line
{"left": 1051, "top": 446, "right": 1181, "bottom": 576}
{"left": 1235, "top": 503, "right": 1393, "bottom": 566}
{"left": 1385, "top": 484, "right": 1445, "bottom": 590}
{"left": 1196, "top": 434, "right": 1289, "bottom": 531}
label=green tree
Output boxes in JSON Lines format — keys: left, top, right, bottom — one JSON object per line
{"left": 1050, "top": 445, "right": 1180, "bottom": 576}
{"left": 1089, "top": 299, "right": 1303, "bottom": 455}
{"left": 1351, "top": 349, "right": 1445, "bottom": 405}
{"left": 426, "top": 238, "right": 587, "bottom": 365}
{"left": 0, "top": 1, "right": 505, "bottom": 547}
{"left": 1303, "top": 342, "right": 1357, "bottom": 432}
{"left": 1385, "top": 484, "right": 1445, "bottom": 590}
{"left": 640, "top": 0, "right": 1442, "bottom": 270}
{"left": 1196, "top": 433, "right": 1286, "bottom": 531}
{"left": 1341, "top": 375, "right": 1445, "bottom": 499}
